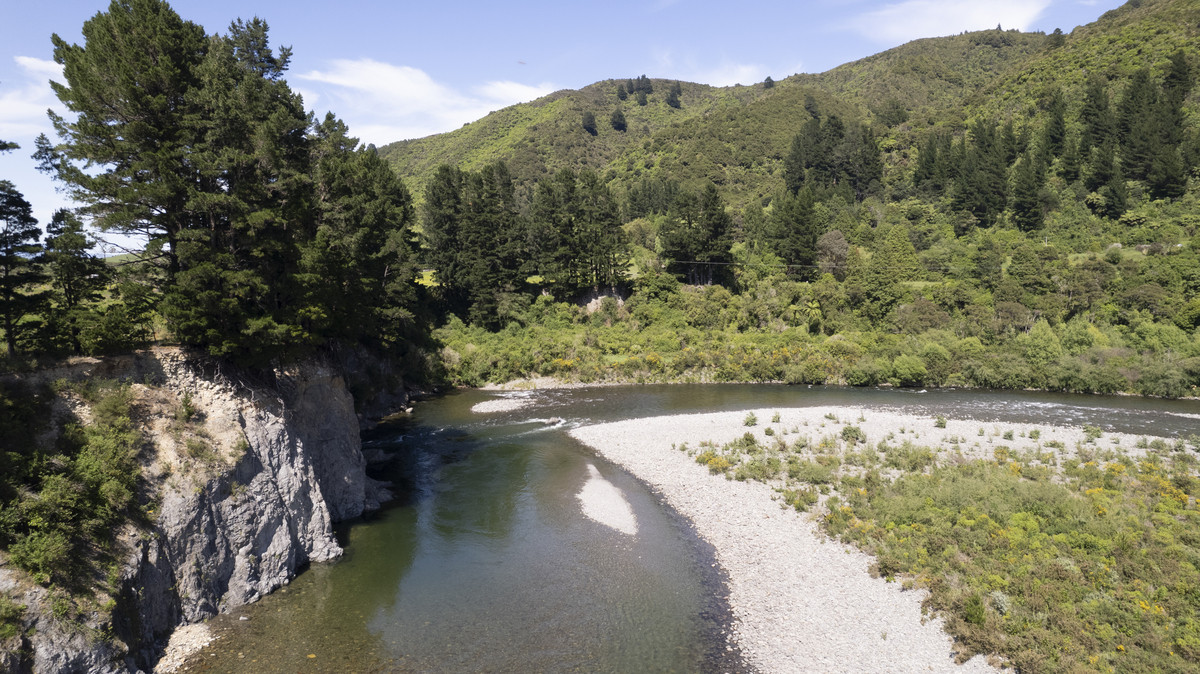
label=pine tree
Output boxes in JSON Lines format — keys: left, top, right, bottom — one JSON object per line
{"left": 661, "top": 185, "right": 732, "bottom": 286}
{"left": 581, "top": 110, "right": 597, "bottom": 135}
{"left": 610, "top": 108, "right": 627, "bottom": 132}
{"left": 1041, "top": 88, "right": 1066, "bottom": 158}
{"left": 572, "top": 171, "right": 627, "bottom": 293}
{"left": 422, "top": 162, "right": 524, "bottom": 326}
{"left": 38, "top": 0, "right": 208, "bottom": 273}
{"left": 913, "top": 131, "right": 952, "bottom": 194}
{"left": 763, "top": 76, "right": 775, "bottom": 89}
{"left": 783, "top": 116, "right": 821, "bottom": 194}
{"left": 301, "top": 114, "right": 418, "bottom": 348}
{"left": 768, "top": 188, "right": 818, "bottom": 279}
{"left": 1078, "top": 75, "right": 1113, "bottom": 152}
{"left": 44, "top": 209, "right": 108, "bottom": 353}
{"left": 666, "top": 81, "right": 682, "bottom": 109}
{"left": 636, "top": 91, "right": 648, "bottom": 107}
{"left": 0, "top": 182, "right": 47, "bottom": 357}
{"left": 160, "top": 18, "right": 313, "bottom": 364}
{"left": 616, "top": 82, "right": 627, "bottom": 100}
{"left": 848, "top": 124, "right": 883, "bottom": 200}
{"left": 694, "top": 184, "right": 733, "bottom": 286}
{"left": 953, "top": 123, "right": 1007, "bottom": 226}
{"left": 1009, "top": 154, "right": 1046, "bottom": 232}
{"left": 1059, "top": 134, "right": 1083, "bottom": 183}
{"left": 1046, "top": 27, "right": 1065, "bottom": 49}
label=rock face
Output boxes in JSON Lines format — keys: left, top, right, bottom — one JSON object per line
{"left": 1, "top": 347, "right": 402, "bottom": 673}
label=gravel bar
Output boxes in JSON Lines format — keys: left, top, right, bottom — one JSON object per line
{"left": 570, "top": 405, "right": 1161, "bottom": 673}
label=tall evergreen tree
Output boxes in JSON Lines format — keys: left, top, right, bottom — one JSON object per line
{"left": 666, "top": 81, "right": 682, "bottom": 109}
{"left": 571, "top": 171, "right": 628, "bottom": 293}
{"left": 43, "top": 209, "right": 108, "bottom": 353}
{"left": 953, "top": 122, "right": 1007, "bottom": 226}
{"left": 767, "top": 188, "right": 819, "bottom": 279}
{"left": 1041, "top": 88, "right": 1067, "bottom": 159}
{"left": 783, "top": 116, "right": 822, "bottom": 194}
{"left": 0, "top": 182, "right": 47, "bottom": 357}
{"left": 160, "top": 18, "right": 313, "bottom": 363}
{"left": 913, "top": 131, "right": 953, "bottom": 194}
{"left": 610, "top": 108, "right": 626, "bottom": 132}
{"left": 1009, "top": 154, "right": 1047, "bottom": 232}
{"left": 37, "top": 0, "right": 208, "bottom": 273}
{"left": 422, "top": 162, "right": 524, "bottom": 326}
{"left": 301, "top": 114, "right": 419, "bottom": 348}
{"left": 1078, "top": 74, "right": 1114, "bottom": 152}
{"left": 661, "top": 185, "right": 732, "bottom": 286}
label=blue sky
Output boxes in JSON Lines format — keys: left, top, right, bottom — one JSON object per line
{"left": 2, "top": 0, "right": 1123, "bottom": 238}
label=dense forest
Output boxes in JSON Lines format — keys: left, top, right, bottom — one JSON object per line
{"left": 409, "top": 0, "right": 1200, "bottom": 398}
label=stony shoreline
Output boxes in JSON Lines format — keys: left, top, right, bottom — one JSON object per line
{"left": 569, "top": 406, "right": 1166, "bottom": 673}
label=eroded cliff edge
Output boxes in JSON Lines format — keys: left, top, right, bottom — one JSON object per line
{"left": 0, "top": 347, "right": 405, "bottom": 673}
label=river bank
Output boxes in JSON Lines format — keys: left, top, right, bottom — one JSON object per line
{"left": 570, "top": 405, "right": 1170, "bottom": 673}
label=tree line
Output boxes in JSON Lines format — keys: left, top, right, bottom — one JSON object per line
{"left": 2, "top": 0, "right": 423, "bottom": 368}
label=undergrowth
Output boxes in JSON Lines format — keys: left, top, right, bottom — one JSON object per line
{"left": 696, "top": 417, "right": 1200, "bottom": 672}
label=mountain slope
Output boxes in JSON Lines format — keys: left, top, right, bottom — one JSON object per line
{"left": 379, "top": 0, "right": 1196, "bottom": 208}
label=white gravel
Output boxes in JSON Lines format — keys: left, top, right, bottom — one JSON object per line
{"left": 576, "top": 463, "right": 639, "bottom": 535}
{"left": 154, "top": 622, "right": 214, "bottom": 673}
{"left": 570, "top": 406, "right": 1166, "bottom": 673}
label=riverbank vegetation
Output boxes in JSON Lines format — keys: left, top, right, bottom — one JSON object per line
{"left": 0, "top": 378, "right": 143, "bottom": 640}
{"left": 417, "top": 1, "right": 1199, "bottom": 397}
{"left": 689, "top": 413, "right": 1200, "bottom": 672}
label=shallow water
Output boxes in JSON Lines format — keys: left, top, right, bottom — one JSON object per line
{"left": 179, "top": 385, "right": 1199, "bottom": 672}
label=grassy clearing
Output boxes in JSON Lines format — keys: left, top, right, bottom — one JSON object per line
{"left": 691, "top": 416, "right": 1200, "bottom": 673}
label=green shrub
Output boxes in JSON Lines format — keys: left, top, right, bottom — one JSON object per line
{"left": 841, "top": 425, "right": 866, "bottom": 445}
{"left": 780, "top": 487, "right": 819, "bottom": 511}
{"left": 744, "top": 412, "right": 758, "bottom": 426}
{"left": 0, "top": 595, "right": 26, "bottom": 640}
{"left": 934, "top": 416, "right": 947, "bottom": 428}
{"left": 10, "top": 530, "right": 72, "bottom": 585}
{"left": 736, "top": 457, "right": 782, "bottom": 482}
{"left": 788, "top": 459, "right": 834, "bottom": 484}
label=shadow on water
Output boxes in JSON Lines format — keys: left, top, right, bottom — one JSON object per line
{"left": 181, "top": 387, "right": 745, "bottom": 673}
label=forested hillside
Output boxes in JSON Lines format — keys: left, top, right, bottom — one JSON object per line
{"left": 403, "top": 0, "right": 1200, "bottom": 398}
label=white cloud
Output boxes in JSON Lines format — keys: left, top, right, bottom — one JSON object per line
{"left": 298, "top": 58, "right": 555, "bottom": 144}
{"left": 14, "top": 56, "right": 62, "bottom": 81}
{"left": 694, "top": 62, "right": 770, "bottom": 87}
{"left": 854, "top": 0, "right": 1051, "bottom": 44}
{"left": 651, "top": 48, "right": 784, "bottom": 87}
{"left": 0, "top": 56, "right": 62, "bottom": 140}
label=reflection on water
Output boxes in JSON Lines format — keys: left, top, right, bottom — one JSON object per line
{"left": 179, "top": 385, "right": 1199, "bottom": 672}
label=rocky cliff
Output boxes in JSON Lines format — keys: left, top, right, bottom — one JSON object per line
{"left": 0, "top": 347, "right": 401, "bottom": 673}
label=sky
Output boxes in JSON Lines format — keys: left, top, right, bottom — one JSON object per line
{"left": 1, "top": 0, "right": 1125, "bottom": 244}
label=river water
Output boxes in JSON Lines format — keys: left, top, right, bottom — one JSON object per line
{"left": 179, "top": 385, "right": 1200, "bottom": 673}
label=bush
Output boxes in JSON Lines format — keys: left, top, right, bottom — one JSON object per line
{"left": 841, "top": 425, "right": 866, "bottom": 445}
{"left": 788, "top": 459, "right": 834, "bottom": 484}
{"left": 9, "top": 530, "right": 72, "bottom": 585}
{"left": 0, "top": 595, "right": 25, "bottom": 640}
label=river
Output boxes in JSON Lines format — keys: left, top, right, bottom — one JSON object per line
{"left": 178, "top": 385, "right": 1200, "bottom": 672}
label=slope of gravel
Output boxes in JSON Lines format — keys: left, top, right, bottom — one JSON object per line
{"left": 570, "top": 406, "right": 1159, "bottom": 673}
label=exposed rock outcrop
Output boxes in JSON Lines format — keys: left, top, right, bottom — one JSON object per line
{"left": 0, "top": 347, "right": 404, "bottom": 673}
